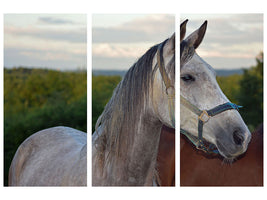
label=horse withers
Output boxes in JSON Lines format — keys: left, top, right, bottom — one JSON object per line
{"left": 9, "top": 126, "right": 87, "bottom": 186}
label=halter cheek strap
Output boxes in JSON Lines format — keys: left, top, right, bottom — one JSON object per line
{"left": 180, "top": 95, "right": 242, "bottom": 154}
{"left": 157, "top": 41, "right": 175, "bottom": 128}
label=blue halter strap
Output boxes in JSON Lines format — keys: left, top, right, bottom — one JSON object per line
{"left": 180, "top": 95, "right": 242, "bottom": 154}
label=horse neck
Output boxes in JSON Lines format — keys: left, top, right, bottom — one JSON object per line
{"left": 104, "top": 111, "right": 162, "bottom": 186}
{"left": 126, "top": 113, "right": 162, "bottom": 185}
{"left": 93, "top": 46, "right": 164, "bottom": 185}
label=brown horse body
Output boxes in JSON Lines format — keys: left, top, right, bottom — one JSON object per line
{"left": 181, "top": 123, "right": 263, "bottom": 186}
{"left": 157, "top": 126, "right": 175, "bottom": 186}
{"left": 157, "top": 124, "right": 263, "bottom": 186}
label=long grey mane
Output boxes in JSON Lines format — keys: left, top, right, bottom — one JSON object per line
{"left": 95, "top": 42, "right": 161, "bottom": 163}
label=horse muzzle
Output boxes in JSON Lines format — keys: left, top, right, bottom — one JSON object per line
{"left": 215, "top": 127, "right": 251, "bottom": 159}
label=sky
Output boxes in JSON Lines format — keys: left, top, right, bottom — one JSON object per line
{"left": 4, "top": 14, "right": 263, "bottom": 71}
{"left": 92, "top": 13, "right": 263, "bottom": 71}
{"left": 181, "top": 14, "right": 263, "bottom": 69}
{"left": 92, "top": 14, "right": 175, "bottom": 70}
{"left": 4, "top": 14, "right": 87, "bottom": 70}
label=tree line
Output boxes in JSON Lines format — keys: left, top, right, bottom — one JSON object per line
{"left": 217, "top": 52, "right": 263, "bottom": 131}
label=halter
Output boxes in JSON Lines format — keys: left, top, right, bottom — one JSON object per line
{"left": 180, "top": 95, "right": 242, "bottom": 154}
{"left": 157, "top": 40, "right": 175, "bottom": 128}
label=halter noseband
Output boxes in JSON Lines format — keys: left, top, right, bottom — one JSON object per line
{"left": 180, "top": 95, "right": 242, "bottom": 154}
{"left": 157, "top": 40, "right": 175, "bottom": 128}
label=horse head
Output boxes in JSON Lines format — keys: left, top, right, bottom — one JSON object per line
{"left": 180, "top": 20, "right": 251, "bottom": 159}
{"left": 152, "top": 33, "right": 175, "bottom": 128}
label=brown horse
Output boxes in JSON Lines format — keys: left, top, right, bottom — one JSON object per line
{"left": 157, "top": 125, "right": 175, "bottom": 186}
{"left": 181, "top": 123, "right": 263, "bottom": 186}
{"left": 157, "top": 124, "right": 263, "bottom": 186}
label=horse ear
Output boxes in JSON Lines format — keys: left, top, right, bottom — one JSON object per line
{"left": 180, "top": 19, "right": 188, "bottom": 42}
{"left": 164, "top": 33, "right": 175, "bottom": 55}
{"left": 169, "top": 33, "right": 175, "bottom": 50}
{"left": 185, "top": 20, "right": 207, "bottom": 49}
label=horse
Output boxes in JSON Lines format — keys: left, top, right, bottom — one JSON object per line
{"left": 180, "top": 20, "right": 251, "bottom": 161}
{"left": 92, "top": 33, "right": 175, "bottom": 186}
{"left": 180, "top": 123, "right": 263, "bottom": 186}
{"left": 157, "top": 125, "right": 175, "bottom": 186}
{"left": 156, "top": 124, "right": 262, "bottom": 186}
{"left": 9, "top": 126, "right": 87, "bottom": 186}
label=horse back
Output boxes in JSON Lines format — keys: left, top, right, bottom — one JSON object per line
{"left": 9, "top": 126, "right": 87, "bottom": 186}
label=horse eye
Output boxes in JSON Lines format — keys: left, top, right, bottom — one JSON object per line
{"left": 181, "top": 74, "right": 195, "bottom": 82}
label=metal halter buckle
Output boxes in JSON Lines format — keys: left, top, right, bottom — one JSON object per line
{"left": 196, "top": 141, "right": 207, "bottom": 152}
{"left": 166, "top": 85, "right": 175, "bottom": 96}
{"left": 198, "top": 110, "right": 210, "bottom": 123}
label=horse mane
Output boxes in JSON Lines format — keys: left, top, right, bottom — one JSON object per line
{"left": 95, "top": 42, "right": 160, "bottom": 162}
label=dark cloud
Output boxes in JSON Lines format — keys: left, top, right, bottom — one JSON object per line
{"left": 37, "top": 28, "right": 87, "bottom": 43}
{"left": 38, "top": 17, "right": 74, "bottom": 25}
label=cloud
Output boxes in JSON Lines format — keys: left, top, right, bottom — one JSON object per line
{"left": 5, "top": 25, "right": 86, "bottom": 43}
{"left": 198, "top": 42, "right": 262, "bottom": 58}
{"left": 182, "top": 15, "right": 263, "bottom": 45}
{"left": 5, "top": 31, "right": 86, "bottom": 54}
{"left": 181, "top": 14, "right": 263, "bottom": 69}
{"left": 92, "top": 14, "right": 175, "bottom": 69}
{"left": 92, "top": 43, "right": 153, "bottom": 58}
{"left": 4, "top": 14, "right": 86, "bottom": 70}
{"left": 4, "top": 26, "right": 86, "bottom": 69}
{"left": 38, "top": 17, "right": 75, "bottom": 25}
{"left": 92, "top": 14, "right": 175, "bottom": 43}
{"left": 4, "top": 47, "right": 86, "bottom": 69}
{"left": 202, "top": 56, "right": 257, "bottom": 70}
{"left": 93, "top": 56, "right": 136, "bottom": 70}
{"left": 118, "top": 14, "right": 174, "bottom": 34}
{"left": 4, "top": 21, "right": 87, "bottom": 43}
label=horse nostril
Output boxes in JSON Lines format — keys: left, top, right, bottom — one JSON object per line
{"left": 233, "top": 130, "right": 244, "bottom": 145}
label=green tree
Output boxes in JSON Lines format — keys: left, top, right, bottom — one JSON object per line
{"left": 238, "top": 52, "right": 263, "bottom": 130}
{"left": 92, "top": 75, "right": 121, "bottom": 132}
{"left": 217, "top": 74, "right": 242, "bottom": 104}
{"left": 4, "top": 67, "right": 87, "bottom": 186}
